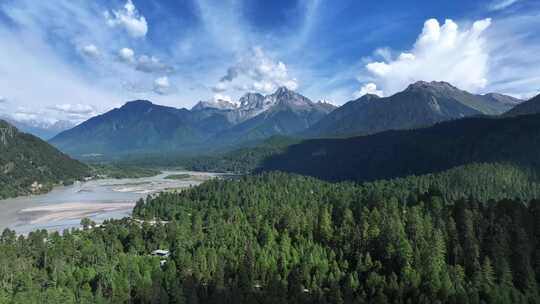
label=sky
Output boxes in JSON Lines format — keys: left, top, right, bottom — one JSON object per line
{"left": 0, "top": 0, "right": 539, "bottom": 124}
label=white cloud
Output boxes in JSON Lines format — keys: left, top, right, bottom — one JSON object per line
{"left": 118, "top": 47, "right": 135, "bottom": 63}
{"left": 80, "top": 44, "right": 100, "bottom": 58}
{"left": 136, "top": 55, "right": 172, "bottom": 74}
{"left": 359, "top": 18, "right": 492, "bottom": 96}
{"left": 489, "top": 0, "right": 521, "bottom": 11}
{"left": 117, "top": 48, "right": 172, "bottom": 74}
{"left": 213, "top": 93, "right": 233, "bottom": 102}
{"left": 153, "top": 76, "right": 170, "bottom": 95}
{"left": 215, "top": 47, "right": 298, "bottom": 94}
{"left": 0, "top": 24, "right": 121, "bottom": 123}
{"left": 212, "top": 81, "right": 227, "bottom": 93}
{"left": 8, "top": 107, "right": 58, "bottom": 125}
{"left": 11, "top": 112, "right": 39, "bottom": 123}
{"left": 353, "top": 83, "right": 383, "bottom": 98}
{"left": 118, "top": 48, "right": 174, "bottom": 74}
{"left": 0, "top": 97, "right": 6, "bottom": 103}
{"left": 482, "top": 13, "right": 540, "bottom": 97}
{"left": 104, "top": 0, "right": 148, "bottom": 38}
{"left": 47, "top": 104, "right": 97, "bottom": 123}
{"left": 50, "top": 104, "right": 95, "bottom": 115}
{"left": 374, "top": 47, "right": 392, "bottom": 62}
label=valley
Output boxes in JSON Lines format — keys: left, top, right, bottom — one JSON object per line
{"left": 1, "top": 85, "right": 540, "bottom": 303}
{"left": 0, "top": 0, "right": 540, "bottom": 304}
{"left": 3, "top": 1, "right": 540, "bottom": 302}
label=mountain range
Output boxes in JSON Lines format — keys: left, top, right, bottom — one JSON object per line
{"left": 50, "top": 81, "right": 523, "bottom": 158}
{"left": 0, "top": 120, "right": 89, "bottom": 199}
{"left": 0, "top": 115, "right": 75, "bottom": 140}
{"left": 168, "top": 91, "right": 540, "bottom": 175}
{"left": 304, "top": 81, "right": 521, "bottom": 138}
{"left": 50, "top": 87, "right": 335, "bottom": 157}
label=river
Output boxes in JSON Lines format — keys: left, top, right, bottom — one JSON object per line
{"left": 0, "top": 170, "right": 220, "bottom": 234}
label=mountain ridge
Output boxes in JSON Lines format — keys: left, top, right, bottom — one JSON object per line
{"left": 504, "top": 93, "right": 540, "bottom": 117}
{"left": 0, "top": 115, "right": 75, "bottom": 140}
{"left": 50, "top": 87, "right": 334, "bottom": 157}
{"left": 259, "top": 111, "right": 540, "bottom": 182}
{"left": 208, "top": 87, "right": 335, "bottom": 146}
{"left": 50, "top": 82, "right": 522, "bottom": 158}
{"left": 304, "top": 81, "right": 521, "bottom": 138}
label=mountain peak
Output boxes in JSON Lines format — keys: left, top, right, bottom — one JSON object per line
{"left": 269, "top": 87, "right": 316, "bottom": 110}
{"left": 272, "top": 86, "right": 298, "bottom": 98}
{"left": 317, "top": 99, "right": 335, "bottom": 105}
{"left": 192, "top": 99, "right": 238, "bottom": 111}
{"left": 407, "top": 81, "right": 459, "bottom": 92}
{"left": 275, "top": 86, "right": 292, "bottom": 94}
{"left": 122, "top": 100, "right": 154, "bottom": 109}
{"left": 239, "top": 92, "right": 265, "bottom": 108}
{"left": 483, "top": 93, "right": 522, "bottom": 105}
{"left": 359, "top": 93, "right": 381, "bottom": 101}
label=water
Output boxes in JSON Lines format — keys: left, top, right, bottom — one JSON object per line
{"left": 0, "top": 171, "right": 219, "bottom": 234}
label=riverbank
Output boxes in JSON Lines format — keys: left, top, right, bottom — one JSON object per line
{"left": 0, "top": 170, "right": 221, "bottom": 234}
{"left": 19, "top": 202, "right": 136, "bottom": 224}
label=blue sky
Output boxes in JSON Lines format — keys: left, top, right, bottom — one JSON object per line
{"left": 0, "top": 0, "right": 539, "bottom": 123}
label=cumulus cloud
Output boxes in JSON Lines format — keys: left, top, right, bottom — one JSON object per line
{"left": 104, "top": 0, "right": 148, "bottom": 38}
{"left": 489, "top": 0, "right": 521, "bottom": 11}
{"left": 153, "top": 76, "right": 170, "bottom": 95}
{"left": 116, "top": 47, "right": 173, "bottom": 75}
{"left": 353, "top": 83, "right": 384, "bottom": 98}
{"left": 80, "top": 44, "right": 100, "bottom": 58}
{"left": 0, "top": 97, "right": 6, "bottom": 103}
{"left": 374, "top": 48, "right": 393, "bottom": 62}
{"left": 118, "top": 47, "right": 135, "bottom": 63}
{"left": 214, "top": 47, "right": 298, "bottom": 94}
{"left": 136, "top": 55, "right": 173, "bottom": 74}
{"left": 358, "top": 18, "right": 492, "bottom": 96}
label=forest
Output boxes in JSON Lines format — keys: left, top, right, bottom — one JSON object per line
{"left": 0, "top": 120, "right": 90, "bottom": 199}
{"left": 114, "top": 135, "right": 299, "bottom": 174}
{"left": 89, "top": 164, "right": 161, "bottom": 179}
{"left": 151, "top": 113, "right": 540, "bottom": 180}
{"left": 0, "top": 167, "right": 539, "bottom": 303}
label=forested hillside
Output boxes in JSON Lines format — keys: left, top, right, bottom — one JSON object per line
{"left": 49, "top": 100, "right": 209, "bottom": 156}
{"left": 177, "top": 136, "right": 299, "bottom": 173}
{"left": 0, "top": 120, "right": 90, "bottom": 199}
{"left": 174, "top": 112, "right": 540, "bottom": 178}
{"left": 260, "top": 113, "right": 540, "bottom": 182}
{"left": 1, "top": 170, "right": 539, "bottom": 303}
{"left": 114, "top": 136, "right": 299, "bottom": 174}
{"left": 505, "top": 93, "right": 540, "bottom": 117}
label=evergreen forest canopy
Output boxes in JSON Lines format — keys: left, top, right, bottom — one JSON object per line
{"left": 1, "top": 165, "right": 539, "bottom": 303}
{"left": 259, "top": 113, "right": 540, "bottom": 182}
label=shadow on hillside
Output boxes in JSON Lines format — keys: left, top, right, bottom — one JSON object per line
{"left": 255, "top": 114, "right": 540, "bottom": 183}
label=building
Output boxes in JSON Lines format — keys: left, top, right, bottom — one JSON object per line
{"left": 151, "top": 249, "right": 170, "bottom": 258}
